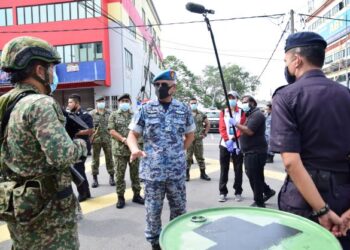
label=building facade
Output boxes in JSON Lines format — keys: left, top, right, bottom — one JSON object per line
{"left": 0, "top": 0, "right": 162, "bottom": 109}
{"left": 307, "top": 0, "right": 350, "bottom": 88}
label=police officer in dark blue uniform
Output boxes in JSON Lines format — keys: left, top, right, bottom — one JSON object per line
{"left": 271, "top": 31, "right": 350, "bottom": 248}
{"left": 68, "top": 94, "right": 94, "bottom": 202}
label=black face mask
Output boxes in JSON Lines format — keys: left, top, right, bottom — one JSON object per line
{"left": 155, "top": 84, "right": 171, "bottom": 99}
{"left": 284, "top": 66, "right": 296, "bottom": 84}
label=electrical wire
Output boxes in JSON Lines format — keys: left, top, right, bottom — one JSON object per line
{"left": 255, "top": 20, "right": 290, "bottom": 83}
{"left": 299, "top": 13, "right": 350, "bottom": 22}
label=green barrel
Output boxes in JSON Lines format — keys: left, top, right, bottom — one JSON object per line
{"left": 160, "top": 207, "right": 342, "bottom": 250}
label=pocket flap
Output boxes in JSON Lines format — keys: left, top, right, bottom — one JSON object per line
{"left": 0, "top": 181, "right": 17, "bottom": 212}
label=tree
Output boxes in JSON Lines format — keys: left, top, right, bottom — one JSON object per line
{"left": 162, "top": 55, "right": 204, "bottom": 103}
{"left": 202, "top": 64, "right": 260, "bottom": 109}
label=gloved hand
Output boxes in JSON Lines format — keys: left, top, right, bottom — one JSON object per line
{"left": 229, "top": 117, "right": 237, "bottom": 126}
{"left": 225, "top": 140, "right": 234, "bottom": 153}
{"left": 235, "top": 148, "right": 241, "bottom": 155}
{"left": 232, "top": 141, "right": 240, "bottom": 155}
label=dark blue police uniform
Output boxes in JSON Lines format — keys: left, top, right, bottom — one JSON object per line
{"left": 74, "top": 108, "right": 93, "bottom": 201}
{"left": 271, "top": 69, "right": 350, "bottom": 248}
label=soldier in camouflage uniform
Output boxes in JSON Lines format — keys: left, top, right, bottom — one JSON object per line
{"left": 186, "top": 97, "right": 211, "bottom": 181}
{"left": 108, "top": 93, "right": 144, "bottom": 209}
{"left": 0, "top": 36, "right": 86, "bottom": 249}
{"left": 90, "top": 96, "right": 115, "bottom": 188}
{"left": 128, "top": 69, "right": 195, "bottom": 250}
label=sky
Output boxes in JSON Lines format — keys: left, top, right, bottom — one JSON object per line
{"left": 152, "top": 0, "right": 309, "bottom": 100}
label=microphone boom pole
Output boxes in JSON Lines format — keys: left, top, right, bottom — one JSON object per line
{"left": 186, "top": 2, "right": 240, "bottom": 148}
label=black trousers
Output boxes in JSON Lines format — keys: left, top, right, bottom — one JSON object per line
{"left": 219, "top": 145, "right": 243, "bottom": 195}
{"left": 244, "top": 153, "right": 271, "bottom": 205}
{"left": 73, "top": 158, "right": 90, "bottom": 197}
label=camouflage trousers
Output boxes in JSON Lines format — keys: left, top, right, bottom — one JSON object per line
{"left": 186, "top": 138, "right": 206, "bottom": 170}
{"left": 144, "top": 179, "right": 186, "bottom": 245}
{"left": 7, "top": 195, "right": 79, "bottom": 250}
{"left": 91, "top": 141, "right": 114, "bottom": 176}
{"left": 114, "top": 155, "right": 141, "bottom": 196}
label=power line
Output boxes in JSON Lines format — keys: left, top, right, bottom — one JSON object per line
{"left": 255, "top": 20, "right": 290, "bottom": 83}
{"left": 299, "top": 13, "right": 350, "bottom": 22}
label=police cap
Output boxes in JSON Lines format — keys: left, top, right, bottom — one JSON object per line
{"left": 118, "top": 93, "right": 131, "bottom": 102}
{"left": 284, "top": 32, "right": 327, "bottom": 52}
{"left": 153, "top": 69, "right": 176, "bottom": 83}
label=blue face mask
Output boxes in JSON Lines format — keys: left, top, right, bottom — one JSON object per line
{"left": 241, "top": 103, "right": 251, "bottom": 112}
{"left": 50, "top": 68, "right": 59, "bottom": 93}
{"left": 229, "top": 99, "right": 237, "bottom": 107}
{"left": 190, "top": 103, "right": 198, "bottom": 111}
{"left": 119, "top": 102, "right": 130, "bottom": 112}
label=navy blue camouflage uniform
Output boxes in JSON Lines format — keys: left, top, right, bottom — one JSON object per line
{"left": 129, "top": 99, "right": 195, "bottom": 246}
{"left": 271, "top": 69, "right": 350, "bottom": 248}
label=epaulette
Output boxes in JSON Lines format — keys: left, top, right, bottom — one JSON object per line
{"left": 272, "top": 85, "right": 288, "bottom": 98}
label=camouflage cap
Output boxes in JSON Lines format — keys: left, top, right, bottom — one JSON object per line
{"left": 0, "top": 36, "right": 61, "bottom": 72}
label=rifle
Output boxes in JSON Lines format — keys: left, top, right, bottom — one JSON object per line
{"left": 62, "top": 109, "right": 88, "bottom": 186}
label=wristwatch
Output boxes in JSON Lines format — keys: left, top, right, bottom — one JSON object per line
{"left": 311, "top": 204, "right": 330, "bottom": 218}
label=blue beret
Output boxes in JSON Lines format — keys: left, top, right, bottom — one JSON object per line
{"left": 153, "top": 69, "right": 176, "bottom": 83}
{"left": 285, "top": 32, "right": 327, "bottom": 52}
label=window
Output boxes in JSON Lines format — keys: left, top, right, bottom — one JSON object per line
{"left": 95, "top": 43, "right": 103, "bottom": 59}
{"left": 56, "top": 46, "right": 64, "bottom": 61}
{"left": 79, "top": 44, "right": 88, "bottom": 62}
{"left": 0, "top": 9, "right": 6, "bottom": 26}
{"left": 25, "top": 6, "right": 32, "bottom": 24}
{"left": 142, "top": 8, "right": 145, "bottom": 23}
{"left": 64, "top": 45, "right": 72, "bottom": 63}
{"left": 87, "top": 43, "right": 94, "bottom": 61}
{"left": 86, "top": 0, "right": 94, "bottom": 18}
{"left": 93, "top": 0, "right": 101, "bottom": 17}
{"left": 129, "top": 18, "right": 136, "bottom": 38}
{"left": 125, "top": 49, "right": 133, "bottom": 70}
{"left": 78, "top": 1, "right": 87, "bottom": 19}
{"left": 17, "top": 7, "right": 24, "bottom": 25}
{"left": 111, "top": 96, "right": 118, "bottom": 110}
{"left": 40, "top": 5, "right": 47, "bottom": 23}
{"left": 63, "top": 3, "right": 70, "bottom": 20}
{"left": 72, "top": 44, "right": 80, "bottom": 62}
{"left": 47, "top": 4, "right": 55, "bottom": 22}
{"left": 55, "top": 4, "right": 63, "bottom": 21}
{"left": 4, "top": 8, "right": 13, "bottom": 26}
{"left": 32, "top": 6, "right": 39, "bottom": 24}
{"left": 71, "top": 2, "right": 78, "bottom": 19}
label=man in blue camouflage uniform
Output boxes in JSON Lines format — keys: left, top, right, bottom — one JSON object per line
{"left": 127, "top": 69, "right": 195, "bottom": 250}
{"left": 0, "top": 36, "right": 86, "bottom": 249}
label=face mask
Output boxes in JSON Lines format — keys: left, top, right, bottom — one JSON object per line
{"left": 50, "top": 69, "right": 59, "bottom": 93}
{"left": 119, "top": 102, "right": 130, "bottom": 111}
{"left": 97, "top": 102, "right": 105, "bottom": 110}
{"left": 155, "top": 84, "right": 171, "bottom": 99}
{"left": 284, "top": 66, "right": 296, "bottom": 84}
{"left": 241, "top": 103, "right": 251, "bottom": 112}
{"left": 190, "top": 104, "right": 197, "bottom": 111}
{"left": 229, "top": 99, "right": 237, "bottom": 107}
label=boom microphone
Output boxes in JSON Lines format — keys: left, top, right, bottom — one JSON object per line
{"left": 186, "top": 2, "right": 215, "bottom": 14}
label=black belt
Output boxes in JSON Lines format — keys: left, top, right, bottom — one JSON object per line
{"left": 56, "top": 185, "right": 73, "bottom": 200}
{"left": 308, "top": 170, "right": 350, "bottom": 185}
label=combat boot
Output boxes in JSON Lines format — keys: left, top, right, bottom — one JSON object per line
{"left": 200, "top": 169, "right": 211, "bottom": 181}
{"left": 132, "top": 194, "right": 145, "bottom": 205}
{"left": 109, "top": 174, "right": 116, "bottom": 186}
{"left": 91, "top": 175, "right": 99, "bottom": 188}
{"left": 116, "top": 196, "right": 125, "bottom": 209}
{"left": 186, "top": 169, "right": 190, "bottom": 182}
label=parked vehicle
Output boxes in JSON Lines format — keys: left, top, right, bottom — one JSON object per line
{"left": 204, "top": 109, "right": 221, "bottom": 133}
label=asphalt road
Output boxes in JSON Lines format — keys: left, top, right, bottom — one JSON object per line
{"left": 0, "top": 133, "right": 286, "bottom": 250}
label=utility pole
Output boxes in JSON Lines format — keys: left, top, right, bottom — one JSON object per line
{"left": 290, "top": 9, "right": 295, "bottom": 34}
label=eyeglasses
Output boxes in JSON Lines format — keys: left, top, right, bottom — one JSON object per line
{"left": 153, "top": 82, "right": 173, "bottom": 88}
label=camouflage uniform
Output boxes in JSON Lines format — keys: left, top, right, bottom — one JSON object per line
{"left": 2, "top": 85, "right": 86, "bottom": 250}
{"left": 129, "top": 99, "right": 195, "bottom": 246}
{"left": 186, "top": 110, "right": 207, "bottom": 171}
{"left": 90, "top": 109, "right": 114, "bottom": 176}
{"left": 108, "top": 109, "right": 141, "bottom": 197}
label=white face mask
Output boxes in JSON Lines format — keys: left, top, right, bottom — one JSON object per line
{"left": 97, "top": 102, "right": 105, "bottom": 109}
{"left": 241, "top": 103, "right": 251, "bottom": 112}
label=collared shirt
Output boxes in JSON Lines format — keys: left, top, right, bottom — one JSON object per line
{"left": 271, "top": 69, "right": 350, "bottom": 172}
{"left": 90, "top": 109, "right": 111, "bottom": 143}
{"left": 129, "top": 99, "right": 195, "bottom": 181}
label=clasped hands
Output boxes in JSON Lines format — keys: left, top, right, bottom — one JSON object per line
{"left": 319, "top": 208, "right": 350, "bottom": 237}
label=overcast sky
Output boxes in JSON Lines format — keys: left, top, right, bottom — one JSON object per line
{"left": 152, "top": 0, "right": 308, "bottom": 100}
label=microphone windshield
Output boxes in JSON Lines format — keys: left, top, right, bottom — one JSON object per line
{"left": 186, "top": 2, "right": 206, "bottom": 14}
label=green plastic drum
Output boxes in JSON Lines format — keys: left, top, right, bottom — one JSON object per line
{"left": 160, "top": 207, "right": 342, "bottom": 250}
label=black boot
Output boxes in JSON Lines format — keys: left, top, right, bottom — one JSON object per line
{"left": 200, "top": 169, "right": 211, "bottom": 181}
{"left": 109, "top": 174, "right": 116, "bottom": 186}
{"left": 132, "top": 194, "right": 145, "bottom": 205}
{"left": 116, "top": 196, "right": 125, "bottom": 209}
{"left": 266, "top": 155, "right": 274, "bottom": 163}
{"left": 91, "top": 175, "right": 99, "bottom": 188}
{"left": 186, "top": 169, "right": 190, "bottom": 182}
{"left": 151, "top": 243, "right": 161, "bottom": 250}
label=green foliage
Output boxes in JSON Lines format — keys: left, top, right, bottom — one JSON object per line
{"left": 162, "top": 56, "right": 261, "bottom": 108}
